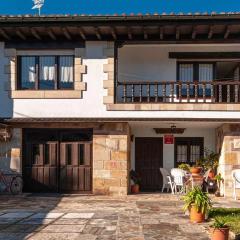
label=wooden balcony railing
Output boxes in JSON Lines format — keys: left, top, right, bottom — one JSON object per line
{"left": 116, "top": 81, "right": 240, "bottom": 103}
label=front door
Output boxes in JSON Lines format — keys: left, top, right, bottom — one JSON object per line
{"left": 23, "top": 129, "right": 92, "bottom": 193}
{"left": 135, "top": 138, "right": 163, "bottom": 191}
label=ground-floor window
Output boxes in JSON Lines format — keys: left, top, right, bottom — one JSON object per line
{"left": 174, "top": 137, "right": 204, "bottom": 167}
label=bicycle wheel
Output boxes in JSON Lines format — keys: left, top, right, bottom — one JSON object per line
{"left": 10, "top": 176, "right": 23, "bottom": 194}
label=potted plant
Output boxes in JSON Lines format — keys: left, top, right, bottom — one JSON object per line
{"left": 214, "top": 174, "right": 224, "bottom": 197}
{"left": 183, "top": 186, "right": 212, "bottom": 223}
{"left": 198, "top": 149, "right": 219, "bottom": 178}
{"left": 190, "top": 162, "right": 202, "bottom": 175}
{"left": 130, "top": 170, "right": 141, "bottom": 194}
{"left": 210, "top": 218, "right": 229, "bottom": 240}
{"left": 178, "top": 163, "right": 190, "bottom": 172}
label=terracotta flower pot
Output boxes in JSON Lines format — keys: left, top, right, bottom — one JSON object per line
{"left": 131, "top": 184, "right": 140, "bottom": 194}
{"left": 208, "top": 170, "right": 215, "bottom": 179}
{"left": 190, "top": 167, "right": 202, "bottom": 175}
{"left": 210, "top": 227, "right": 229, "bottom": 240}
{"left": 189, "top": 205, "right": 205, "bottom": 223}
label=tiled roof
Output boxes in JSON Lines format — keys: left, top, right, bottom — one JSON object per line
{"left": 0, "top": 12, "right": 240, "bottom": 19}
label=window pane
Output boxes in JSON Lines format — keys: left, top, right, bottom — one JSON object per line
{"left": 177, "top": 145, "right": 188, "bottom": 163}
{"left": 59, "top": 56, "right": 74, "bottom": 89}
{"left": 21, "top": 57, "right": 36, "bottom": 89}
{"left": 179, "top": 64, "right": 193, "bottom": 82}
{"left": 190, "top": 145, "right": 201, "bottom": 163}
{"left": 78, "top": 144, "right": 84, "bottom": 165}
{"left": 66, "top": 144, "right": 72, "bottom": 165}
{"left": 44, "top": 144, "right": 50, "bottom": 165}
{"left": 39, "top": 56, "right": 55, "bottom": 89}
{"left": 199, "top": 64, "right": 213, "bottom": 82}
{"left": 32, "top": 144, "right": 41, "bottom": 165}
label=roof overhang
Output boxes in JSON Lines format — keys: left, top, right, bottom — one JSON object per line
{"left": 1, "top": 14, "right": 240, "bottom": 44}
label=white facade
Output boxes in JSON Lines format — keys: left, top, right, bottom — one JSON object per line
{"left": 1, "top": 42, "right": 240, "bottom": 120}
{"left": 130, "top": 122, "right": 216, "bottom": 171}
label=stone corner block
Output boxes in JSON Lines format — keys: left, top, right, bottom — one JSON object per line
{"left": 103, "top": 96, "right": 114, "bottom": 104}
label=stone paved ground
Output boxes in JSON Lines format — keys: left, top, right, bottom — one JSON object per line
{"left": 0, "top": 193, "right": 238, "bottom": 240}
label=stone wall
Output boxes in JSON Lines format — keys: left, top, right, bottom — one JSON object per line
{"left": 216, "top": 124, "right": 240, "bottom": 197}
{"left": 93, "top": 123, "right": 130, "bottom": 196}
{"left": 0, "top": 128, "right": 21, "bottom": 173}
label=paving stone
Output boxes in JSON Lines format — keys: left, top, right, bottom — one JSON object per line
{"left": 18, "top": 218, "right": 56, "bottom": 225}
{"left": 0, "top": 233, "right": 34, "bottom": 240}
{"left": 0, "top": 218, "right": 21, "bottom": 224}
{"left": 62, "top": 213, "right": 94, "bottom": 219}
{"left": 2, "top": 224, "right": 45, "bottom": 233}
{"left": 28, "top": 233, "right": 97, "bottom": 240}
{"left": 53, "top": 218, "right": 88, "bottom": 225}
{"left": 0, "top": 212, "right": 33, "bottom": 219}
{"left": 41, "top": 224, "right": 85, "bottom": 233}
{"left": 29, "top": 212, "right": 64, "bottom": 219}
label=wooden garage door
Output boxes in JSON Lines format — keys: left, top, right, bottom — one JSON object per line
{"left": 23, "top": 141, "right": 58, "bottom": 192}
{"left": 135, "top": 138, "right": 163, "bottom": 191}
{"left": 22, "top": 129, "right": 92, "bottom": 193}
{"left": 60, "top": 142, "right": 92, "bottom": 192}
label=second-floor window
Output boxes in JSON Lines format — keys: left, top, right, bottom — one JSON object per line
{"left": 178, "top": 62, "right": 214, "bottom": 96}
{"left": 18, "top": 56, "right": 74, "bottom": 90}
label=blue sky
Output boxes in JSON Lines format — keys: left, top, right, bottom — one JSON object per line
{"left": 0, "top": 0, "right": 240, "bottom": 15}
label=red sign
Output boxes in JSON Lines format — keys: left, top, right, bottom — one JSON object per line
{"left": 164, "top": 135, "right": 174, "bottom": 144}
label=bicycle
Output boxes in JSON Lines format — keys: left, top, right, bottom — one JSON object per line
{"left": 0, "top": 169, "right": 23, "bottom": 194}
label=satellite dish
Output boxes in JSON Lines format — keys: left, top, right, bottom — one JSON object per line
{"left": 32, "top": 0, "right": 45, "bottom": 15}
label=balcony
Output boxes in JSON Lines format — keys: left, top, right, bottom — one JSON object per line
{"left": 116, "top": 80, "right": 240, "bottom": 104}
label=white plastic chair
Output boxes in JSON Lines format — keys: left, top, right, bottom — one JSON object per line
{"left": 171, "top": 168, "right": 186, "bottom": 194}
{"left": 232, "top": 169, "right": 240, "bottom": 200}
{"left": 159, "top": 168, "right": 175, "bottom": 194}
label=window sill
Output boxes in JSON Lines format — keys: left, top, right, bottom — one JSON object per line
{"left": 10, "top": 90, "right": 82, "bottom": 99}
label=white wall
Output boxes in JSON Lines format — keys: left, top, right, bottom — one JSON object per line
{"left": 130, "top": 123, "right": 216, "bottom": 171}
{"left": 1, "top": 42, "right": 240, "bottom": 119}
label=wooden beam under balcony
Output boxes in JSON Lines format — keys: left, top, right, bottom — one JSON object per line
{"left": 192, "top": 27, "right": 197, "bottom": 39}
{"left": 31, "top": 28, "right": 41, "bottom": 40}
{"left": 127, "top": 27, "right": 132, "bottom": 40}
{"left": 62, "top": 27, "right": 72, "bottom": 40}
{"left": 143, "top": 27, "right": 148, "bottom": 40}
{"left": 159, "top": 27, "right": 164, "bottom": 40}
{"left": 110, "top": 27, "right": 117, "bottom": 40}
{"left": 208, "top": 26, "right": 214, "bottom": 39}
{"left": 176, "top": 27, "right": 180, "bottom": 40}
{"left": 0, "top": 28, "right": 11, "bottom": 40}
{"left": 224, "top": 26, "right": 231, "bottom": 39}
{"left": 47, "top": 28, "right": 56, "bottom": 40}
{"left": 16, "top": 29, "right": 26, "bottom": 40}
{"left": 95, "top": 27, "right": 101, "bottom": 40}
{"left": 78, "top": 27, "right": 86, "bottom": 40}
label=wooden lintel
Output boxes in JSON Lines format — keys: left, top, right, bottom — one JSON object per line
{"left": 153, "top": 128, "right": 185, "bottom": 134}
{"left": 224, "top": 26, "right": 231, "bottom": 39}
{"left": 78, "top": 27, "right": 86, "bottom": 40}
{"left": 110, "top": 27, "right": 117, "bottom": 40}
{"left": 95, "top": 27, "right": 101, "bottom": 40}
{"left": 31, "top": 28, "right": 41, "bottom": 40}
{"left": 208, "top": 26, "right": 214, "bottom": 39}
{"left": 62, "top": 27, "right": 72, "bottom": 40}
{"left": 0, "top": 28, "right": 11, "bottom": 40}
{"left": 127, "top": 27, "right": 132, "bottom": 40}
{"left": 47, "top": 28, "right": 56, "bottom": 40}
{"left": 16, "top": 29, "right": 26, "bottom": 40}
{"left": 159, "top": 27, "right": 164, "bottom": 40}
